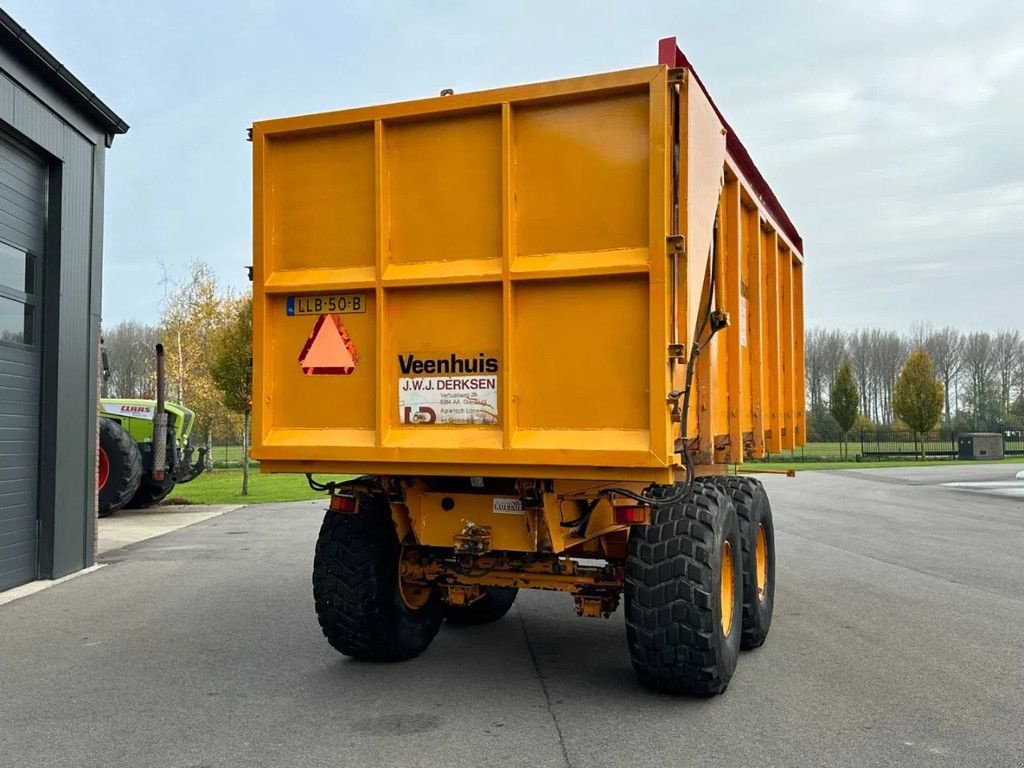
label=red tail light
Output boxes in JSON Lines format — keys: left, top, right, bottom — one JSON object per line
{"left": 330, "top": 494, "right": 357, "bottom": 513}
{"left": 614, "top": 506, "right": 648, "bottom": 524}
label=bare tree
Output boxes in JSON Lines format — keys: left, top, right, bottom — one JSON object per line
{"left": 804, "top": 327, "right": 838, "bottom": 409}
{"left": 102, "top": 320, "right": 159, "bottom": 398}
{"left": 820, "top": 330, "right": 848, "bottom": 401}
{"left": 924, "top": 327, "right": 964, "bottom": 428}
{"left": 875, "top": 331, "right": 908, "bottom": 425}
{"left": 908, "top": 321, "right": 932, "bottom": 351}
{"left": 962, "top": 332, "right": 996, "bottom": 429}
{"left": 802, "top": 325, "right": 1019, "bottom": 435}
{"left": 992, "top": 329, "right": 1021, "bottom": 418}
{"left": 847, "top": 329, "right": 873, "bottom": 421}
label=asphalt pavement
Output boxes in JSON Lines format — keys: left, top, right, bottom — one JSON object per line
{"left": 1, "top": 464, "right": 1022, "bottom": 768}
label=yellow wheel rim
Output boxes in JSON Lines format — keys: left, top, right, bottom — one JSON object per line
{"left": 398, "top": 548, "right": 432, "bottom": 610}
{"left": 720, "top": 540, "right": 735, "bottom": 637}
{"left": 756, "top": 523, "right": 768, "bottom": 603}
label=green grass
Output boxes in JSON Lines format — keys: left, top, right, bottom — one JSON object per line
{"left": 166, "top": 470, "right": 352, "bottom": 505}
{"left": 763, "top": 441, "right": 970, "bottom": 461}
{"left": 176, "top": 448, "right": 1024, "bottom": 504}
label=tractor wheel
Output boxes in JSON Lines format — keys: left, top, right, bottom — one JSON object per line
{"left": 312, "top": 494, "right": 442, "bottom": 662}
{"left": 624, "top": 482, "right": 742, "bottom": 696}
{"left": 97, "top": 419, "right": 142, "bottom": 518}
{"left": 703, "top": 476, "right": 775, "bottom": 648}
{"left": 444, "top": 587, "right": 518, "bottom": 626}
{"left": 127, "top": 476, "right": 176, "bottom": 510}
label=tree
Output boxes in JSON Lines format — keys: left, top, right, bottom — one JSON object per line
{"left": 893, "top": 349, "right": 944, "bottom": 459}
{"left": 210, "top": 297, "right": 253, "bottom": 496}
{"left": 804, "top": 327, "right": 828, "bottom": 409}
{"left": 820, "top": 329, "right": 848, "bottom": 404}
{"left": 924, "top": 327, "right": 964, "bottom": 429}
{"left": 102, "top": 320, "right": 159, "bottom": 398}
{"left": 962, "top": 332, "right": 996, "bottom": 430}
{"left": 806, "top": 402, "right": 841, "bottom": 442}
{"left": 804, "top": 327, "right": 848, "bottom": 409}
{"left": 874, "top": 330, "right": 908, "bottom": 425}
{"left": 830, "top": 362, "right": 859, "bottom": 459}
{"left": 160, "top": 260, "right": 237, "bottom": 467}
{"left": 847, "top": 330, "right": 873, "bottom": 422}
{"left": 992, "top": 329, "right": 1021, "bottom": 419}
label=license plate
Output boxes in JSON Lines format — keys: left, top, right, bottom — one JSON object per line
{"left": 287, "top": 294, "right": 366, "bottom": 316}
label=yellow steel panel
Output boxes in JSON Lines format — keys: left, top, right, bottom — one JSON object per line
{"left": 267, "top": 127, "right": 375, "bottom": 272}
{"left": 256, "top": 67, "right": 663, "bottom": 135}
{"left": 500, "top": 103, "right": 515, "bottom": 450}
{"left": 253, "top": 129, "right": 268, "bottom": 448}
{"left": 780, "top": 246, "right": 796, "bottom": 450}
{"left": 385, "top": 283, "right": 503, "bottom": 432}
{"left": 723, "top": 178, "right": 743, "bottom": 462}
{"left": 682, "top": 74, "right": 727, "bottom": 354}
{"left": 386, "top": 110, "right": 502, "bottom": 266}
{"left": 704, "top": 195, "right": 729, "bottom": 462}
{"left": 404, "top": 487, "right": 538, "bottom": 552}
{"left": 266, "top": 293, "right": 377, "bottom": 431}
{"left": 374, "top": 121, "right": 387, "bottom": 444}
{"left": 738, "top": 195, "right": 754, "bottom": 438}
{"left": 794, "top": 260, "right": 807, "bottom": 446}
{"left": 513, "top": 93, "right": 650, "bottom": 258}
{"left": 745, "top": 203, "right": 765, "bottom": 458}
{"left": 647, "top": 71, "right": 672, "bottom": 466}
{"left": 709, "top": 193, "right": 731, "bottom": 461}
{"left": 252, "top": 62, "right": 803, "bottom": 481}
{"left": 695, "top": 262, "right": 713, "bottom": 459}
{"left": 513, "top": 276, "right": 650, "bottom": 432}
{"left": 762, "top": 227, "right": 783, "bottom": 454}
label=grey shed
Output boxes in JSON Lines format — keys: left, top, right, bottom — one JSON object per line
{"left": 0, "top": 9, "right": 128, "bottom": 591}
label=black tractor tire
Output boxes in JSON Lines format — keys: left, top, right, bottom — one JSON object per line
{"left": 98, "top": 419, "right": 142, "bottom": 518}
{"left": 704, "top": 476, "right": 775, "bottom": 649}
{"left": 312, "top": 494, "right": 443, "bottom": 662}
{"left": 444, "top": 587, "right": 518, "bottom": 626}
{"left": 625, "top": 482, "right": 742, "bottom": 696}
{"left": 127, "top": 476, "right": 176, "bottom": 510}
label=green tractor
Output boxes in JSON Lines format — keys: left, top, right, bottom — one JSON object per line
{"left": 97, "top": 343, "right": 206, "bottom": 517}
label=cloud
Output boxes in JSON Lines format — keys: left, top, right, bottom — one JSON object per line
{"left": 2, "top": 0, "right": 1021, "bottom": 332}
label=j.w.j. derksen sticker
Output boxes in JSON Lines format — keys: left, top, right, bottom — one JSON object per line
{"left": 398, "top": 352, "right": 498, "bottom": 425}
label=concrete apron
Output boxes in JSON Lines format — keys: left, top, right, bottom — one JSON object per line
{"left": 0, "top": 504, "right": 242, "bottom": 606}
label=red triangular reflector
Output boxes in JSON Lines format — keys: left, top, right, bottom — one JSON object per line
{"left": 297, "top": 314, "right": 359, "bottom": 375}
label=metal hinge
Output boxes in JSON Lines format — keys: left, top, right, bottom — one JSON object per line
{"left": 246, "top": 127, "right": 253, "bottom": 142}
{"left": 667, "top": 234, "right": 685, "bottom": 255}
{"left": 668, "top": 67, "right": 687, "bottom": 84}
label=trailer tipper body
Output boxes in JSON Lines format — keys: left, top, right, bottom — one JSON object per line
{"left": 251, "top": 38, "right": 804, "bottom": 695}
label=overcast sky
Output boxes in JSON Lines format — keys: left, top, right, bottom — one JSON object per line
{"left": 6, "top": 1, "right": 1023, "bottom": 331}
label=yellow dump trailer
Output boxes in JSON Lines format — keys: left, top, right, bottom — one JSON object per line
{"left": 251, "top": 38, "right": 804, "bottom": 695}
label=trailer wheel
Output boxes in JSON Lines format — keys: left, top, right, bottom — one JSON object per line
{"left": 444, "top": 587, "right": 518, "bottom": 626}
{"left": 98, "top": 419, "right": 142, "bottom": 518}
{"left": 127, "top": 477, "right": 176, "bottom": 510}
{"left": 704, "top": 476, "right": 775, "bottom": 648}
{"left": 312, "top": 494, "right": 442, "bottom": 662}
{"left": 624, "top": 482, "right": 742, "bottom": 696}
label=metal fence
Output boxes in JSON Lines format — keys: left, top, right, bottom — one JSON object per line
{"left": 207, "top": 442, "right": 254, "bottom": 468}
{"left": 859, "top": 429, "right": 1024, "bottom": 459}
{"left": 205, "top": 429, "right": 1024, "bottom": 467}
{"left": 859, "top": 430, "right": 954, "bottom": 458}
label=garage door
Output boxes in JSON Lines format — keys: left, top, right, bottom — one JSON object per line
{"left": 0, "top": 132, "right": 46, "bottom": 591}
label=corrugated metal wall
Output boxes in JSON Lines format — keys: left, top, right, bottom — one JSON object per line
{"left": 0, "top": 132, "right": 46, "bottom": 590}
{"left": 0, "top": 47, "right": 107, "bottom": 585}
